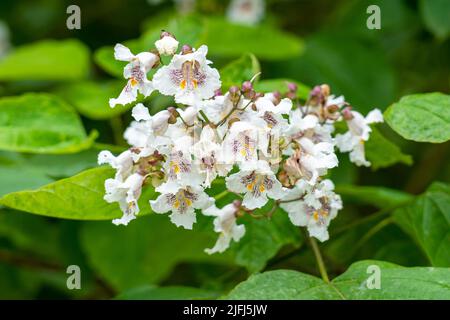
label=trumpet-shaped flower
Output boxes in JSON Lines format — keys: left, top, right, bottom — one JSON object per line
{"left": 335, "top": 109, "right": 383, "bottom": 166}
{"left": 150, "top": 185, "right": 214, "bottom": 229}
{"left": 226, "top": 160, "right": 283, "bottom": 209}
{"left": 204, "top": 202, "right": 245, "bottom": 254}
{"left": 280, "top": 179, "right": 342, "bottom": 241}
{"left": 153, "top": 45, "right": 221, "bottom": 105}
{"left": 109, "top": 44, "right": 158, "bottom": 107}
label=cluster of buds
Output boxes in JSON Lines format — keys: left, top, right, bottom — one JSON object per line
{"left": 99, "top": 30, "right": 383, "bottom": 253}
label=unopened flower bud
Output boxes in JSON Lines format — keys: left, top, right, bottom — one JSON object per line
{"left": 181, "top": 44, "right": 193, "bottom": 54}
{"left": 167, "top": 106, "right": 179, "bottom": 124}
{"left": 287, "top": 82, "right": 297, "bottom": 92}
{"left": 286, "top": 92, "right": 297, "bottom": 100}
{"left": 327, "top": 104, "right": 339, "bottom": 113}
{"left": 228, "top": 117, "right": 240, "bottom": 128}
{"left": 272, "top": 91, "right": 281, "bottom": 105}
{"left": 155, "top": 30, "right": 179, "bottom": 55}
{"left": 342, "top": 107, "right": 354, "bottom": 120}
{"left": 244, "top": 89, "right": 256, "bottom": 100}
{"left": 320, "top": 84, "right": 330, "bottom": 97}
{"left": 241, "top": 80, "right": 253, "bottom": 92}
{"left": 229, "top": 85, "right": 240, "bottom": 103}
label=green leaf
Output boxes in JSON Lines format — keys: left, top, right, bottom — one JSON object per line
{"left": 0, "top": 150, "right": 98, "bottom": 197}
{"left": 56, "top": 80, "right": 131, "bottom": 120}
{"left": 220, "top": 53, "right": 260, "bottom": 89}
{"left": 254, "top": 79, "right": 310, "bottom": 99}
{"left": 0, "top": 39, "right": 90, "bottom": 81}
{"left": 116, "top": 285, "right": 218, "bottom": 300}
{"left": 226, "top": 260, "right": 450, "bottom": 299}
{"left": 202, "top": 17, "right": 303, "bottom": 60}
{"left": 384, "top": 93, "right": 450, "bottom": 143}
{"left": 81, "top": 214, "right": 231, "bottom": 291}
{"left": 365, "top": 127, "right": 413, "bottom": 169}
{"left": 233, "top": 206, "right": 302, "bottom": 272}
{"left": 335, "top": 185, "right": 413, "bottom": 209}
{"left": 393, "top": 182, "right": 450, "bottom": 267}
{"left": 420, "top": 0, "right": 450, "bottom": 39}
{"left": 0, "top": 93, "right": 97, "bottom": 154}
{"left": 0, "top": 167, "right": 154, "bottom": 220}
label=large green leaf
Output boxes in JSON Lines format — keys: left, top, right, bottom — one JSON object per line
{"left": 384, "top": 93, "right": 450, "bottom": 143}
{"left": 232, "top": 207, "right": 302, "bottom": 272}
{"left": 220, "top": 53, "right": 260, "bottom": 90}
{"left": 202, "top": 17, "right": 303, "bottom": 60}
{"left": 365, "top": 127, "right": 413, "bottom": 170}
{"left": 0, "top": 150, "right": 98, "bottom": 196}
{"left": 81, "top": 214, "right": 231, "bottom": 291}
{"left": 56, "top": 80, "right": 131, "bottom": 120}
{"left": 116, "top": 285, "right": 218, "bottom": 300}
{"left": 0, "top": 93, "right": 97, "bottom": 154}
{"left": 420, "top": 0, "right": 450, "bottom": 39}
{"left": 393, "top": 182, "right": 450, "bottom": 267}
{"left": 0, "top": 167, "right": 154, "bottom": 220}
{"left": 226, "top": 260, "right": 450, "bottom": 299}
{"left": 0, "top": 39, "right": 90, "bottom": 81}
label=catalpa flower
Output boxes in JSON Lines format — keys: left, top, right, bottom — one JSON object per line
{"left": 150, "top": 185, "right": 214, "bottom": 229}
{"left": 255, "top": 96, "right": 292, "bottom": 132}
{"left": 335, "top": 108, "right": 383, "bottom": 166}
{"left": 153, "top": 45, "right": 221, "bottom": 105}
{"left": 224, "top": 120, "right": 269, "bottom": 164}
{"left": 192, "top": 125, "right": 232, "bottom": 187}
{"left": 280, "top": 179, "right": 342, "bottom": 241}
{"left": 226, "top": 160, "right": 284, "bottom": 209}
{"left": 109, "top": 44, "right": 159, "bottom": 107}
{"left": 204, "top": 202, "right": 245, "bottom": 254}
{"left": 285, "top": 138, "right": 338, "bottom": 184}
{"left": 124, "top": 104, "right": 172, "bottom": 160}
{"left": 104, "top": 173, "right": 145, "bottom": 226}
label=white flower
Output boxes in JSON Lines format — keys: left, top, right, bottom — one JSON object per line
{"left": 192, "top": 126, "right": 232, "bottom": 187}
{"left": 255, "top": 96, "right": 292, "bottom": 132}
{"left": 335, "top": 109, "right": 383, "bottom": 167}
{"left": 226, "top": 160, "right": 284, "bottom": 209}
{"left": 109, "top": 44, "right": 159, "bottom": 108}
{"left": 203, "top": 202, "right": 245, "bottom": 254}
{"left": 223, "top": 120, "right": 270, "bottom": 164}
{"left": 153, "top": 45, "right": 221, "bottom": 105}
{"left": 280, "top": 179, "right": 342, "bottom": 242}
{"left": 124, "top": 104, "right": 171, "bottom": 160}
{"left": 155, "top": 35, "right": 179, "bottom": 55}
{"left": 227, "top": 0, "right": 265, "bottom": 26}
{"left": 98, "top": 150, "right": 134, "bottom": 180}
{"left": 104, "top": 173, "right": 146, "bottom": 226}
{"left": 150, "top": 185, "right": 214, "bottom": 229}
{"left": 285, "top": 137, "right": 338, "bottom": 185}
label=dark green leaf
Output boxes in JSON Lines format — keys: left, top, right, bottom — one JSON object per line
{"left": 384, "top": 93, "right": 450, "bottom": 143}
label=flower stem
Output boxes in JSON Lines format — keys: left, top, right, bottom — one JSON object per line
{"left": 309, "top": 236, "right": 330, "bottom": 283}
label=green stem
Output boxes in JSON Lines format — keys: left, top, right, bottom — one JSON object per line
{"left": 309, "top": 236, "right": 330, "bottom": 283}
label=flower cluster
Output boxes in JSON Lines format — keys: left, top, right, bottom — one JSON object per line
{"left": 99, "top": 31, "right": 383, "bottom": 254}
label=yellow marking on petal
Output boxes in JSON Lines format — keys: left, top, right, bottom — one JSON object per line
{"left": 180, "top": 79, "right": 187, "bottom": 89}
{"left": 184, "top": 197, "right": 192, "bottom": 207}
{"left": 246, "top": 182, "right": 255, "bottom": 191}
{"left": 259, "top": 184, "right": 265, "bottom": 193}
{"left": 173, "top": 200, "right": 180, "bottom": 209}
{"left": 170, "top": 161, "right": 180, "bottom": 174}
{"left": 130, "top": 78, "right": 138, "bottom": 86}
{"left": 313, "top": 211, "right": 319, "bottom": 221}
{"left": 192, "top": 79, "right": 198, "bottom": 89}
{"left": 360, "top": 139, "right": 365, "bottom": 145}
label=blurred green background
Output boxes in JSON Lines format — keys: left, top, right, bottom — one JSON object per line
{"left": 0, "top": 0, "right": 448, "bottom": 299}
